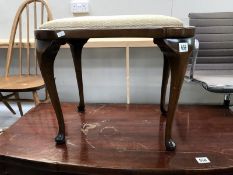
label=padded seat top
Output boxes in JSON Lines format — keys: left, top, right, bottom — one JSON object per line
{"left": 40, "top": 15, "right": 183, "bottom": 30}
{"left": 193, "top": 70, "right": 233, "bottom": 93}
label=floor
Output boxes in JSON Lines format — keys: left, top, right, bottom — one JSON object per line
{"left": 0, "top": 102, "right": 34, "bottom": 132}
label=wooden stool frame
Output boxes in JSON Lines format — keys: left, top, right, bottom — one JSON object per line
{"left": 35, "top": 27, "right": 195, "bottom": 151}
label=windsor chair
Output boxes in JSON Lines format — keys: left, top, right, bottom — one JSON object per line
{"left": 0, "top": 0, "right": 53, "bottom": 115}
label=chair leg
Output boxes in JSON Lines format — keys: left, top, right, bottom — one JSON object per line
{"left": 44, "top": 88, "right": 50, "bottom": 103}
{"left": 14, "top": 92, "right": 23, "bottom": 116}
{"left": 37, "top": 39, "right": 65, "bottom": 144}
{"left": 160, "top": 55, "right": 170, "bottom": 116}
{"left": 32, "top": 91, "right": 40, "bottom": 106}
{"left": 0, "top": 92, "right": 16, "bottom": 114}
{"left": 68, "top": 39, "right": 88, "bottom": 112}
{"left": 41, "top": 87, "right": 50, "bottom": 103}
{"left": 155, "top": 38, "right": 194, "bottom": 151}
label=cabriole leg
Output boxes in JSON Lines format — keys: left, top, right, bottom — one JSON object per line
{"left": 36, "top": 39, "right": 65, "bottom": 144}
{"left": 160, "top": 55, "right": 170, "bottom": 116}
{"left": 68, "top": 39, "right": 88, "bottom": 112}
{"left": 155, "top": 38, "right": 194, "bottom": 151}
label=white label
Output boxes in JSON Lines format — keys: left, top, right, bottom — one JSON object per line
{"left": 195, "top": 157, "right": 211, "bottom": 164}
{"left": 57, "top": 31, "right": 65, "bottom": 38}
{"left": 179, "top": 43, "right": 188, "bottom": 52}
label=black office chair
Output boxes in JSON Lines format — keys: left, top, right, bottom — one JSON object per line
{"left": 186, "top": 12, "right": 233, "bottom": 108}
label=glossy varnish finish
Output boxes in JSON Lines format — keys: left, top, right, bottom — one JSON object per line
{"left": 0, "top": 103, "right": 233, "bottom": 175}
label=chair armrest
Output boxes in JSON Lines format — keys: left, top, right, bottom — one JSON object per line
{"left": 186, "top": 39, "right": 199, "bottom": 81}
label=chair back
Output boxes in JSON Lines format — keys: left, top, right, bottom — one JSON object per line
{"left": 189, "top": 12, "right": 233, "bottom": 70}
{"left": 5, "top": 0, "right": 53, "bottom": 77}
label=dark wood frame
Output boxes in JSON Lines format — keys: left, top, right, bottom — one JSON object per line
{"left": 35, "top": 27, "right": 195, "bottom": 151}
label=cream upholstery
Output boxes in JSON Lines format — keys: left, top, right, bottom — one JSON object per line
{"left": 40, "top": 15, "right": 183, "bottom": 30}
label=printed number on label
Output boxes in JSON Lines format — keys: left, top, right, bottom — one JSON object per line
{"left": 179, "top": 43, "right": 188, "bottom": 52}
{"left": 195, "top": 157, "right": 211, "bottom": 164}
{"left": 57, "top": 31, "right": 65, "bottom": 38}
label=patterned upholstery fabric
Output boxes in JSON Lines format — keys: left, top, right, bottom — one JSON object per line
{"left": 40, "top": 15, "right": 183, "bottom": 30}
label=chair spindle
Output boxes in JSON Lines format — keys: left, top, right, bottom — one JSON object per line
{"left": 41, "top": 3, "right": 44, "bottom": 24}
{"left": 34, "top": 1, "right": 38, "bottom": 74}
{"left": 26, "top": 4, "right": 30, "bottom": 75}
{"left": 18, "top": 16, "right": 22, "bottom": 75}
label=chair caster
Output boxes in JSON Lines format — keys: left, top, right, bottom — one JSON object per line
{"left": 55, "top": 133, "right": 65, "bottom": 144}
{"left": 165, "top": 139, "right": 176, "bottom": 151}
{"left": 78, "top": 105, "right": 85, "bottom": 112}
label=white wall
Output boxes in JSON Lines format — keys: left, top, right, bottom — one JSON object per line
{"left": 0, "top": 0, "right": 231, "bottom": 104}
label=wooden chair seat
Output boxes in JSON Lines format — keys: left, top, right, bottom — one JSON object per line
{"left": 0, "top": 75, "right": 44, "bottom": 92}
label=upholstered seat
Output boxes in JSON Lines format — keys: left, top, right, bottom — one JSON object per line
{"left": 193, "top": 70, "right": 233, "bottom": 93}
{"left": 40, "top": 15, "right": 183, "bottom": 30}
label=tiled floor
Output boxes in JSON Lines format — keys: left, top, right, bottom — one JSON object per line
{"left": 0, "top": 103, "right": 34, "bottom": 132}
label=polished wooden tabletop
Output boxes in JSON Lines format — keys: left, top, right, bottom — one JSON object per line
{"left": 0, "top": 103, "right": 232, "bottom": 175}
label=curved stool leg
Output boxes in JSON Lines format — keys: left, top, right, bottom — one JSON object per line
{"left": 36, "top": 39, "right": 65, "bottom": 144}
{"left": 160, "top": 55, "right": 170, "bottom": 116}
{"left": 155, "top": 38, "right": 194, "bottom": 151}
{"left": 69, "top": 39, "right": 89, "bottom": 112}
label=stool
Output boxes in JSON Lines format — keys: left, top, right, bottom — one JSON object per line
{"left": 35, "top": 15, "right": 195, "bottom": 151}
